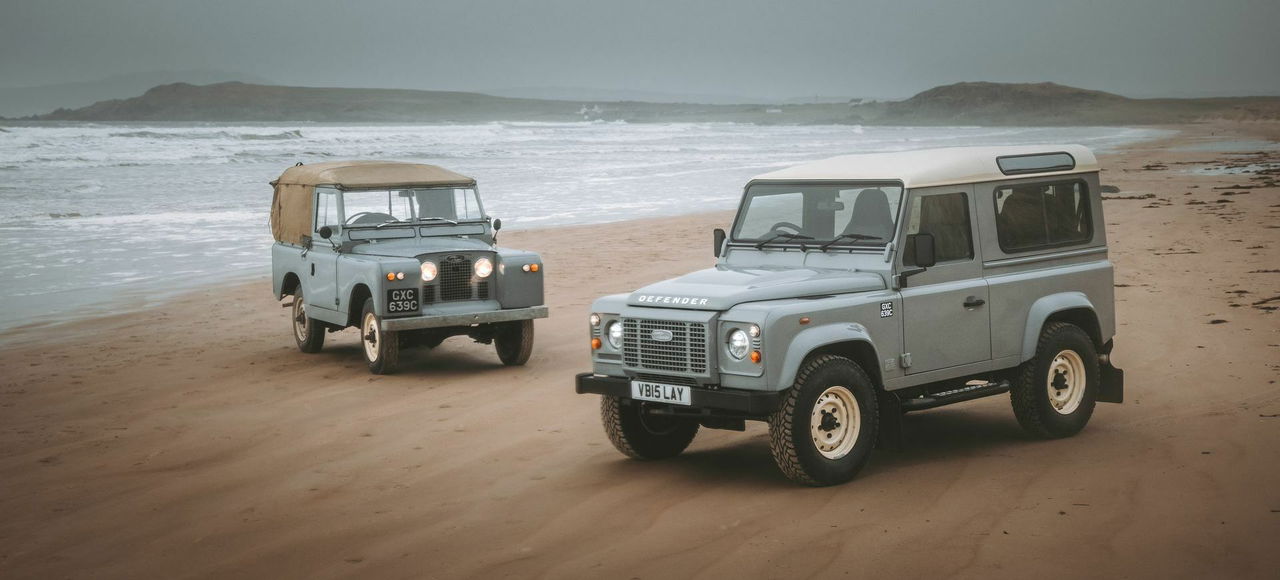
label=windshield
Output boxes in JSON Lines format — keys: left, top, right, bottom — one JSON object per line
{"left": 341, "top": 187, "right": 484, "bottom": 227}
{"left": 732, "top": 183, "right": 904, "bottom": 246}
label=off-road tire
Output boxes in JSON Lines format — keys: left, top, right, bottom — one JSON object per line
{"left": 1010, "top": 322, "right": 1098, "bottom": 439}
{"left": 768, "top": 355, "right": 878, "bottom": 486}
{"left": 360, "top": 298, "right": 400, "bottom": 375}
{"left": 601, "top": 395, "right": 699, "bottom": 460}
{"left": 495, "top": 319, "right": 534, "bottom": 366}
{"left": 291, "top": 287, "right": 325, "bottom": 353}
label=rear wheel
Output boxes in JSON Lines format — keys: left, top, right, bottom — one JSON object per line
{"left": 360, "top": 298, "right": 400, "bottom": 374}
{"left": 1010, "top": 322, "right": 1099, "bottom": 438}
{"left": 768, "top": 355, "right": 878, "bottom": 486}
{"left": 601, "top": 396, "right": 699, "bottom": 460}
{"left": 291, "top": 287, "right": 325, "bottom": 353}
{"left": 495, "top": 319, "right": 534, "bottom": 366}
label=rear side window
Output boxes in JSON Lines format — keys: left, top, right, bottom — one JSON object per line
{"left": 994, "top": 181, "right": 1092, "bottom": 253}
{"left": 903, "top": 192, "right": 973, "bottom": 266}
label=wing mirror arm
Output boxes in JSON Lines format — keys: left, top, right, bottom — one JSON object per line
{"left": 896, "top": 233, "right": 936, "bottom": 289}
{"left": 317, "top": 225, "right": 340, "bottom": 251}
{"left": 713, "top": 228, "right": 727, "bottom": 258}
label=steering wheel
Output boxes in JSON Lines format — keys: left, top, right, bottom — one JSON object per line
{"left": 345, "top": 211, "right": 397, "bottom": 226}
{"left": 768, "top": 221, "right": 804, "bottom": 234}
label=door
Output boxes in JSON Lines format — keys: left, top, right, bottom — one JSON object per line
{"left": 898, "top": 185, "right": 991, "bottom": 374}
{"left": 306, "top": 187, "right": 341, "bottom": 313}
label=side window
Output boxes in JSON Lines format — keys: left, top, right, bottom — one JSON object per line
{"left": 994, "top": 181, "right": 1092, "bottom": 252}
{"left": 904, "top": 192, "right": 974, "bottom": 266}
{"left": 315, "top": 188, "right": 339, "bottom": 232}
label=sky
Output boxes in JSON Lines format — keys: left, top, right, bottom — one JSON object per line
{"left": 2, "top": 0, "right": 1278, "bottom": 100}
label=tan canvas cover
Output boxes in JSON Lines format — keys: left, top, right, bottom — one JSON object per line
{"left": 270, "top": 161, "right": 477, "bottom": 244}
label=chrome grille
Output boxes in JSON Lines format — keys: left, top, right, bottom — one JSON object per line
{"left": 622, "top": 318, "right": 708, "bottom": 374}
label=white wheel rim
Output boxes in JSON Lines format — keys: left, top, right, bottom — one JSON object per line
{"left": 810, "top": 386, "right": 860, "bottom": 460}
{"left": 1047, "top": 349, "right": 1086, "bottom": 415}
{"left": 362, "top": 312, "right": 380, "bottom": 362}
{"left": 292, "top": 297, "right": 308, "bottom": 341}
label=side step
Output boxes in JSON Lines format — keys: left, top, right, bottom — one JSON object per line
{"left": 898, "top": 381, "right": 1011, "bottom": 413}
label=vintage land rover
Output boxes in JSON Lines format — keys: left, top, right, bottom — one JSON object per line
{"left": 270, "top": 161, "right": 547, "bottom": 374}
{"left": 576, "top": 145, "right": 1124, "bottom": 486}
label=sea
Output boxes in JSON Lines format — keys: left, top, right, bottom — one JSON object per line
{"left": 0, "top": 122, "right": 1171, "bottom": 331}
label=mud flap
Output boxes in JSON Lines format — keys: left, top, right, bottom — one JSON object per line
{"left": 877, "top": 391, "right": 904, "bottom": 450}
{"left": 1098, "top": 363, "right": 1124, "bottom": 404}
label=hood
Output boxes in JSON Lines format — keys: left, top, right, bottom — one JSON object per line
{"left": 627, "top": 266, "right": 885, "bottom": 311}
{"left": 346, "top": 236, "right": 493, "bottom": 259}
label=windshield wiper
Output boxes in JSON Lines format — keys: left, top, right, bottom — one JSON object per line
{"left": 417, "top": 216, "right": 459, "bottom": 225}
{"left": 755, "top": 231, "right": 814, "bottom": 250}
{"left": 818, "top": 233, "right": 882, "bottom": 251}
{"left": 374, "top": 219, "right": 406, "bottom": 229}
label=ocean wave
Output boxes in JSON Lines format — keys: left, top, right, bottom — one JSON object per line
{"left": 108, "top": 129, "right": 304, "bottom": 141}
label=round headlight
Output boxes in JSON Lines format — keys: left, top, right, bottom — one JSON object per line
{"left": 606, "top": 321, "right": 624, "bottom": 349}
{"left": 727, "top": 329, "right": 750, "bottom": 360}
{"left": 474, "top": 257, "right": 493, "bottom": 278}
{"left": 589, "top": 313, "right": 601, "bottom": 327}
{"left": 420, "top": 261, "right": 438, "bottom": 282}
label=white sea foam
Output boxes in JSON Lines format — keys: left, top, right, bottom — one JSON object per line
{"left": 0, "top": 122, "right": 1171, "bottom": 329}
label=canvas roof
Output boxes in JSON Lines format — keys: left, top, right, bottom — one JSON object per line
{"left": 750, "top": 145, "right": 1099, "bottom": 189}
{"left": 273, "top": 160, "right": 476, "bottom": 189}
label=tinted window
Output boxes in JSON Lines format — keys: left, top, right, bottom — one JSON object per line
{"left": 903, "top": 192, "right": 973, "bottom": 266}
{"left": 997, "top": 152, "right": 1075, "bottom": 175}
{"left": 994, "top": 181, "right": 1092, "bottom": 252}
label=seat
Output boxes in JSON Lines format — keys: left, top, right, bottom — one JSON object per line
{"left": 843, "top": 189, "right": 895, "bottom": 241}
{"left": 919, "top": 194, "right": 972, "bottom": 261}
{"left": 996, "top": 187, "right": 1046, "bottom": 249}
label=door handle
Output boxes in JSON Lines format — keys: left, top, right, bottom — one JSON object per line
{"left": 963, "top": 296, "right": 986, "bottom": 308}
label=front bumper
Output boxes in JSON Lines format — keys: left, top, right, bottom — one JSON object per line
{"left": 381, "top": 305, "right": 548, "bottom": 331}
{"left": 575, "top": 373, "right": 782, "bottom": 415}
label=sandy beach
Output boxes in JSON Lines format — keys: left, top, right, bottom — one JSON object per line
{"left": 1, "top": 123, "right": 1278, "bottom": 579}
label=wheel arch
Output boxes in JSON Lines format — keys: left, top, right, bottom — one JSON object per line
{"left": 1022, "top": 293, "right": 1102, "bottom": 363}
{"left": 346, "top": 283, "right": 373, "bottom": 327}
{"left": 776, "top": 324, "right": 883, "bottom": 391}
{"left": 278, "top": 272, "right": 302, "bottom": 299}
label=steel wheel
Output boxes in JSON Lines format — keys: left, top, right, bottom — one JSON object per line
{"left": 362, "top": 311, "right": 381, "bottom": 363}
{"left": 810, "top": 385, "right": 861, "bottom": 460}
{"left": 292, "top": 297, "right": 310, "bottom": 343}
{"left": 1046, "top": 349, "right": 1087, "bottom": 415}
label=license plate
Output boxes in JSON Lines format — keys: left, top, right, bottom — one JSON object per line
{"left": 386, "top": 288, "right": 419, "bottom": 313}
{"left": 630, "top": 380, "right": 692, "bottom": 406}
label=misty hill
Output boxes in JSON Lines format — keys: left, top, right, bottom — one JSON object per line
{"left": 28, "top": 81, "right": 1280, "bottom": 125}
{"left": 0, "top": 70, "right": 271, "bottom": 118}
{"left": 874, "top": 81, "right": 1280, "bottom": 125}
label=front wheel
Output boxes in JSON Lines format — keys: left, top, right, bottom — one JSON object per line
{"left": 1010, "top": 322, "right": 1098, "bottom": 438}
{"left": 601, "top": 396, "right": 699, "bottom": 460}
{"left": 494, "top": 319, "right": 534, "bottom": 366}
{"left": 360, "top": 298, "right": 400, "bottom": 374}
{"left": 291, "top": 287, "right": 325, "bottom": 353}
{"left": 768, "top": 355, "right": 878, "bottom": 486}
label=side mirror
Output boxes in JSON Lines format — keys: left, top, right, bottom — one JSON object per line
{"left": 908, "top": 232, "right": 936, "bottom": 268}
{"left": 491, "top": 217, "right": 502, "bottom": 231}
{"left": 713, "top": 228, "right": 727, "bottom": 258}
{"left": 318, "top": 225, "right": 333, "bottom": 240}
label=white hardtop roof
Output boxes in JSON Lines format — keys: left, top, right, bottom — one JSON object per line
{"left": 751, "top": 144, "right": 1098, "bottom": 189}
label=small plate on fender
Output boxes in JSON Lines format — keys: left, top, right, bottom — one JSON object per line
{"left": 630, "top": 380, "right": 692, "bottom": 406}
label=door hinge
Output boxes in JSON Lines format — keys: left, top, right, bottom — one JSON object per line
{"left": 900, "top": 353, "right": 913, "bottom": 369}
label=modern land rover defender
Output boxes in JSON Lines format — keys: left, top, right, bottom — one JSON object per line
{"left": 270, "top": 161, "right": 547, "bottom": 374}
{"left": 576, "top": 145, "right": 1124, "bottom": 486}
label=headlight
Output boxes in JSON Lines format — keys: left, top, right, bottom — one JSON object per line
{"left": 420, "top": 261, "right": 438, "bottom": 282}
{"left": 474, "top": 257, "right": 493, "bottom": 278}
{"left": 606, "top": 321, "right": 624, "bottom": 349}
{"left": 727, "top": 329, "right": 750, "bottom": 360}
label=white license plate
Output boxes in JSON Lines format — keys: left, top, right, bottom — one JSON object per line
{"left": 630, "top": 380, "right": 692, "bottom": 406}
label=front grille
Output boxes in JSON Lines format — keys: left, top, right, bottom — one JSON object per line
{"left": 440, "top": 255, "right": 472, "bottom": 301}
{"left": 622, "top": 318, "right": 708, "bottom": 374}
{"left": 633, "top": 373, "right": 700, "bottom": 387}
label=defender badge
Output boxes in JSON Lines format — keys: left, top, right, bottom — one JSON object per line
{"left": 651, "top": 329, "right": 674, "bottom": 342}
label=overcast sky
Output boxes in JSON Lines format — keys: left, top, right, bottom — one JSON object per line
{"left": 2, "top": 0, "right": 1277, "bottom": 99}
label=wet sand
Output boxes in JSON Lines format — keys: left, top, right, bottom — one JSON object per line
{"left": 1, "top": 123, "right": 1278, "bottom": 579}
